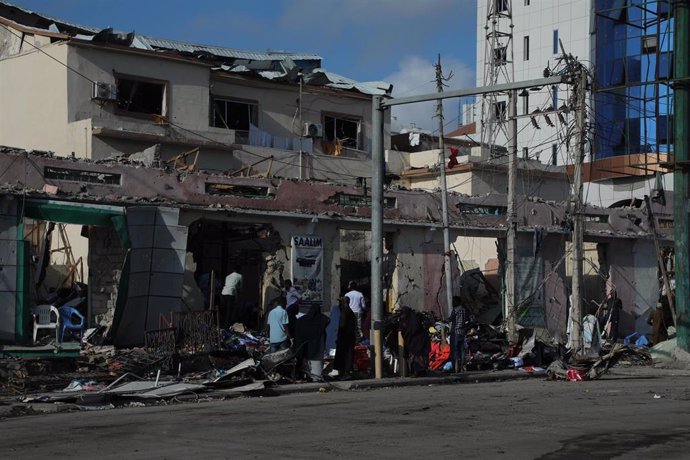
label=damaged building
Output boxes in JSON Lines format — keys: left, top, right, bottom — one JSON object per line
{"left": 0, "top": 146, "right": 673, "bottom": 349}
{"left": 0, "top": 2, "right": 675, "bottom": 356}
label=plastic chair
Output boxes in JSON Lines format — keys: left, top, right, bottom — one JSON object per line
{"left": 58, "top": 306, "right": 85, "bottom": 342}
{"left": 32, "top": 304, "right": 60, "bottom": 343}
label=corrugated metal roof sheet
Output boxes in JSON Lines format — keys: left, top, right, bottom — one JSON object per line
{"left": 1, "top": 1, "right": 99, "bottom": 33}
{"left": 139, "top": 36, "right": 322, "bottom": 62}
{"left": 0, "top": 1, "right": 390, "bottom": 96}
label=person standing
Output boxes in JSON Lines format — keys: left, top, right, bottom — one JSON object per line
{"left": 295, "top": 303, "right": 330, "bottom": 380}
{"left": 331, "top": 296, "right": 356, "bottom": 378}
{"left": 399, "top": 306, "right": 430, "bottom": 377}
{"left": 284, "top": 279, "right": 302, "bottom": 338}
{"left": 344, "top": 281, "right": 366, "bottom": 341}
{"left": 266, "top": 297, "right": 290, "bottom": 353}
{"left": 605, "top": 290, "right": 623, "bottom": 342}
{"left": 220, "top": 266, "right": 243, "bottom": 328}
{"left": 450, "top": 303, "right": 467, "bottom": 373}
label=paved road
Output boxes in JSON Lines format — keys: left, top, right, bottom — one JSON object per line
{"left": 3, "top": 373, "right": 690, "bottom": 459}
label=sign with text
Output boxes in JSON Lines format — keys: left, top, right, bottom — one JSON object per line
{"left": 291, "top": 235, "right": 324, "bottom": 307}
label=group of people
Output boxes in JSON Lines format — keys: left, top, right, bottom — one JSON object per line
{"left": 218, "top": 267, "right": 471, "bottom": 379}
{"left": 264, "top": 280, "right": 366, "bottom": 380}
{"left": 397, "top": 302, "right": 468, "bottom": 377}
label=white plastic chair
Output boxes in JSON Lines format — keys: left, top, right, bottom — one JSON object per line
{"left": 32, "top": 304, "right": 60, "bottom": 343}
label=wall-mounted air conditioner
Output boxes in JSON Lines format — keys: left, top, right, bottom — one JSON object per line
{"left": 303, "top": 122, "right": 323, "bottom": 138}
{"left": 92, "top": 82, "right": 118, "bottom": 101}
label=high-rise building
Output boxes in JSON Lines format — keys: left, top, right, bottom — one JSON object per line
{"left": 475, "top": 0, "right": 674, "bottom": 207}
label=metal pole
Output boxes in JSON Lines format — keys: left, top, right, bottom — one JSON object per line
{"left": 371, "top": 95, "right": 384, "bottom": 379}
{"left": 645, "top": 195, "right": 677, "bottom": 327}
{"left": 571, "top": 69, "right": 587, "bottom": 354}
{"left": 505, "top": 89, "right": 518, "bottom": 344}
{"left": 299, "top": 75, "right": 304, "bottom": 180}
{"left": 435, "top": 55, "right": 454, "bottom": 318}
{"left": 674, "top": 0, "right": 690, "bottom": 351}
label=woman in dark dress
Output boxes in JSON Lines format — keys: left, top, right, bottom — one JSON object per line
{"left": 399, "top": 306, "right": 430, "bottom": 376}
{"left": 333, "top": 296, "right": 356, "bottom": 377}
{"left": 295, "top": 303, "right": 330, "bottom": 380}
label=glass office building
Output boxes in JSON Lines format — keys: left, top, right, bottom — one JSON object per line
{"left": 594, "top": 0, "right": 674, "bottom": 161}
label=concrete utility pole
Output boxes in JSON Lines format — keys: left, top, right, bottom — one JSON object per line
{"left": 674, "top": 0, "right": 690, "bottom": 352}
{"left": 371, "top": 95, "right": 385, "bottom": 379}
{"left": 570, "top": 68, "right": 588, "bottom": 354}
{"left": 435, "top": 54, "right": 455, "bottom": 318}
{"left": 505, "top": 89, "right": 518, "bottom": 344}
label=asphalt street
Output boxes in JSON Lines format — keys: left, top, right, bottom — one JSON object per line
{"left": 3, "top": 373, "right": 690, "bottom": 459}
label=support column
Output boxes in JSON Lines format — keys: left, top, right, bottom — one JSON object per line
{"left": 505, "top": 89, "right": 518, "bottom": 344}
{"left": 674, "top": 0, "right": 690, "bottom": 351}
{"left": 371, "top": 96, "right": 384, "bottom": 378}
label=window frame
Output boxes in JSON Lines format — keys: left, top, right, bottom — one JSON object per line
{"left": 322, "top": 112, "right": 363, "bottom": 151}
{"left": 210, "top": 96, "right": 259, "bottom": 140}
{"left": 113, "top": 72, "right": 169, "bottom": 119}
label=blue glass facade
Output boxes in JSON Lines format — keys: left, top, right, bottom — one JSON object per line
{"left": 594, "top": 0, "right": 674, "bottom": 159}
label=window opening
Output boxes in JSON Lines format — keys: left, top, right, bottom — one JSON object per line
{"left": 524, "top": 36, "right": 530, "bottom": 61}
{"left": 324, "top": 114, "right": 361, "bottom": 150}
{"left": 211, "top": 97, "right": 258, "bottom": 142}
{"left": 116, "top": 77, "right": 165, "bottom": 115}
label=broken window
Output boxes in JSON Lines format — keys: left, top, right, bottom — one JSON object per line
{"left": 211, "top": 97, "right": 259, "bottom": 140}
{"left": 642, "top": 35, "right": 658, "bottom": 54}
{"left": 205, "top": 182, "right": 272, "bottom": 199}
{"left": 44, "top": 167, "right": 121, "bottom": 185}
{"left": 116, "top": 76, "right": 166, "bottom": 116}
{"left": 324, "top": 114, "right": 361, "bottom": 150}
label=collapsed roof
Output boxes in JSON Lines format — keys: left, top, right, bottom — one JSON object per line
{"left": 0, "top": 1, "right": 393, "bottom": 96}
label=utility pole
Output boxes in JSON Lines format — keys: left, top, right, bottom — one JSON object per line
{"left": 371, "top": 95, "right": 384, "bottom": 379}
{"left": 505, "top": 89, "right": 518, "bottom": 344}
{"left": 570, "top": 68, "right": 587, "bottom": 354}
{"left": 673, "top": 0, "right": 690, "bottom": 352}
{"left": 298, "top": 74, "right": 304, "bottom": 180}
{"left": 435, "top": 54, "right": 454, "bottom": 318}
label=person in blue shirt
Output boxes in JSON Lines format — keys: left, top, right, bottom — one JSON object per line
{"left": 266, "top": 297, "right": 290, "bottom": 352}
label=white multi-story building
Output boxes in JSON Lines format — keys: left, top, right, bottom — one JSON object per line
{"left": 475, "top": 0, "right": 674, "bottom": 209}
{"left": 475, "top": 0, "right": 592, "bottom": 166}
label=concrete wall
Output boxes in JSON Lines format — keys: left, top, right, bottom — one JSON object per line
{"left": 88, "top": 224, "right": 125, "bottom": 327}
{"left": 0, "top": 198, "right": 18, "bottom": 342}
{"left": 0, "top": 42, "right": 70, "bottom": 153}
{"left": 606, "top": 239, "right": 657, "bottom": 337}
{"left": 395, "top": 150, "right": 569, "bottom": 202}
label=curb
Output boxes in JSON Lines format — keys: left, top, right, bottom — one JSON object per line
{"left": 269, "top": 369, "right": 543, "bottom": 395}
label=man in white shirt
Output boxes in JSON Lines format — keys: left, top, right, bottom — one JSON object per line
{"left": 221, "top": 267, "right": 243, "bottom": 328}
{"left": 345, "top": 281, "right": 366, "bottom": 341}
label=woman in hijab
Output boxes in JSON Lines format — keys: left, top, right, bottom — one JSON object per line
{"left": 331, "top": 296, "right": 357, "bottom": 378}
{"left": 295, "top": 303, "right": 330, "bottom": 380}
{"left": 398, "top": 306, "right": 430, "bottom": 377}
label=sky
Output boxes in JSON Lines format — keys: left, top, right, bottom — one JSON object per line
{"left": 13, "top": 0, "right": 478, "bottom": 131}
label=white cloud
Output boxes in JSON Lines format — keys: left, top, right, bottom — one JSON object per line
{"left": 385, "top": 55, "right": 474, "bottom": 132}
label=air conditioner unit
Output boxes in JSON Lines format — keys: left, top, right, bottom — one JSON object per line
{"left": 303, "top": 122, "right": 323, "bottom": 138}
{"left": 92, "top": 82, "right": 118, "bottom": 101}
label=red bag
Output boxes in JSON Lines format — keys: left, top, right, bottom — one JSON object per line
{"left": 428, "top": 341, "right": 451, "bottom": 370}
